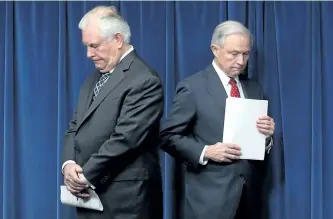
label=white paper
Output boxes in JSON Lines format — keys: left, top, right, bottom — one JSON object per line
{"left": 222, "top": 97, "right": 268, "bottom": 160}
{"left": 60, "top": 185, "right": 103, "bottom": 211}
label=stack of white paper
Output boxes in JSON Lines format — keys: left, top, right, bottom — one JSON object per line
{"left": 222, "top": 97, "right": 268, "bottom": 160}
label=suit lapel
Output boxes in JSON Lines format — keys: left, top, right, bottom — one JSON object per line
{"left": 204, "top": 65, "right": 256, "bottom": 103}
{"left": 240, "top": 80, "right": 249, "bottom": 98}
{"left": 83, "top": 72, "right": 100, "bottom": 112}
{"left": 204, "top": 65, "right": 228, "bottom": 110}
{"left": 86, "top": 68, "right": 125, "bottom": 115}
{"left": 77, "top": 50, "right": 136, "bottom": 130}
{"left": 240, "top": 79, "right": 253, "bottom": 99}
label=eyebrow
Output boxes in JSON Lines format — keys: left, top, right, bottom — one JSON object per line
{"left": 230, "top": 50, "right": 250, "bottom": 53}
{"left": 83, "top": 42, "right": 99, "bottom": 47}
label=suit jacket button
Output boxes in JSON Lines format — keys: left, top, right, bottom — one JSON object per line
{"left": 240, "top": 174, "right": 245, "bottom": 183}
{"left": 184, "top": 161, "right": 191, "bottom": 166}
{"left": 74, "top": 146, "right": 81, "bottom": 153}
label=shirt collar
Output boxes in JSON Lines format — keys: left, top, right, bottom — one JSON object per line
{"left": 109, "top": 45, "right": 134, "bottom": 73}
{"left": 212, "top": 60, "right": 241, "bottom": 86}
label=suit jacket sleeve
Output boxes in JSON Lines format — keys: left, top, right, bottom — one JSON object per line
{"left": 62, "top": 110, "right": 77, "bottom": 164}
{"left": 260, "top": 86, "right": 274, "bottom": 150}
{"left": 258, "top": 85, "right": 274, "bottom": 165}
{"left": 160, "top": 81, "right": 205, "bottom": 170}
{"left": 82, "top": 76, "right": 164, "bottom": 186}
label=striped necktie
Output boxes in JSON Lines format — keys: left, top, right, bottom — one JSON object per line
{"left": 93, "top": 72, "right": 111, "bottom": 100}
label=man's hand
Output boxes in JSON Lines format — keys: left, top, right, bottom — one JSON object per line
{"left": 63, "top": 163, "right": 90, "bottom": 198}
{"left": 204, "top": 142, "right": 241, "bottom": 163}
{"left": 256, "top": 116, "right": 275, "bottom": 136}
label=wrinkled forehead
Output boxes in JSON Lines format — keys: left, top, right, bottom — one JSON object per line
{"left": 223, "top": 33, "right": 251, "bottom": 52}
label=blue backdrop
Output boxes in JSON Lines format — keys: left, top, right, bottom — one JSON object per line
{"left": 1, "top": 1, "right": 333, "bottom": 219}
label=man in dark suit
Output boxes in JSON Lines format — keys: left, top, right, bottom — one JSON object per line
{"left": 61, "top": 6, "right": 163, "bottom": 219}
{"left": 160, "top": 21, "right": 275, "bottom": 219}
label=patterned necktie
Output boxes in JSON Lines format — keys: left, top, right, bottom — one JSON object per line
{"left": 93, "top": 72, "right": 111, "bottom": 100}
{"left": 229, "top": 78, "right": 240, "bottom": 98}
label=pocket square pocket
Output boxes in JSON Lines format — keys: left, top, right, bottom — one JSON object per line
{"left": 60, "top": 185, "right": 103, "bottom": 211}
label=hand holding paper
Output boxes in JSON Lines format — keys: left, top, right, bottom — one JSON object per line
{"left": 63, "top": 163, "right": 89, "bottom": 197}
{"left": 256, "top": 115, "right": 275, "bottom": 137}
{"left": 204, "top": 142, "right": 241, "bottom": 163}
{"left": 60, "top": 185, "right": 103, "bottom": 211}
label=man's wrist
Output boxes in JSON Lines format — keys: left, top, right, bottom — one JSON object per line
{"left": 199, "top": 146, "right": 209, "bottom": 165}
{"left": 203, "top": 145, "right": 212, "bottom": 160}
{"left": 62, "top": 160, "right": 76, "bottom": 174}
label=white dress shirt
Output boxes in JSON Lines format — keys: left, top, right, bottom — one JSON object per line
{"left": 199, "top": 60, "right": 272, "bottom": 165}
{"left": 62, "top": 45, "right": 135, "bottom": 188}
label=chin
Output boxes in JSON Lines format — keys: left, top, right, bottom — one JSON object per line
{"left": 99, "top": 69, "right": 110, "bottom": 73}
{"left": 230, "top": 71, "right": 241, "bottom": 77}
{"left": 95, "top": 63, "right": 105, "bottom": 70}
{"left": 232, "top": 69, "right": 244, "bottom": 76}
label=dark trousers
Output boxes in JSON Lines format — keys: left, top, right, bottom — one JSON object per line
{"left": 234, "top": 185, "right": 262, "bottom": 219}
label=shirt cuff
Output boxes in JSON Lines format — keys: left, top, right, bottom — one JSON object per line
{"left": 78, "top": 173, "right": 96, "bottom": 190}
{"left": 265, "top": 137, "right": 273, "bottom": 154}
{"left": 199, "top": 145, "right": 209, "bottom": 165}
{"left": 62, "top": 160, "right": 76, "bottom": 174}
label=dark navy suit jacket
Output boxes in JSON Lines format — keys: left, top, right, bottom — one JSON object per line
{"left": 160, "top": 64, "right": 269, "bottom": 219}
{"left": 62, "top": 51, "right": 164, "bottom": 219}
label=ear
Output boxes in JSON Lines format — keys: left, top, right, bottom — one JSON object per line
{"left": 114, "top": 32, "right": 125, "bottom": 49}
{"left": 210, "top": 44, "right": 220, "bottom": 58}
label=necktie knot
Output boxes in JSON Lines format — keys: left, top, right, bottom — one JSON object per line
{"left": 229, "top": 77, "right": 237, "bottom": 86}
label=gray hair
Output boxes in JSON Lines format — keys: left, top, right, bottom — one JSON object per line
{"left": 211, "top": 20, "right": 253, "bottom": 47}
{"left": 78, "top": 6, "right": 131, "bottom": 44}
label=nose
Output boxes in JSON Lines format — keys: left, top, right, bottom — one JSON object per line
{"left": 236, "top": 54, "right": 245, "bottom": 66}
{"left": 87, "top": 47, "right": 94, "bottom": 58}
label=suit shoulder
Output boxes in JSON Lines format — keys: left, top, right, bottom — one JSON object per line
{"left": 176, "top": 68, "right": 207, "bottom": 90}
{"left": 130, "top": 55, "right": 162, "bottom": 81}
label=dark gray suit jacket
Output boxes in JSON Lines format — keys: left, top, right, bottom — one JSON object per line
{"left": 62, "top": 50, "right": 164, "bottom": 219}
{"left": 160, "top": 64, "right": 268, "bottom": 219}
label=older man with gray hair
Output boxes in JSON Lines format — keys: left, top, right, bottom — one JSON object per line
{"left": 160, "top": 20, "right": 275, "bottom": 219}
{"left": 62, "top": 5, "right": 164, "bottom": 219}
